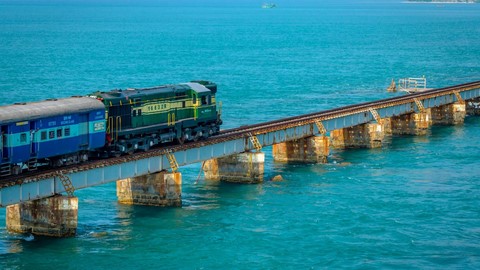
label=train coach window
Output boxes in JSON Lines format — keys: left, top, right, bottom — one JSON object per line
{"left": 49, "top": 131, "right": 55, "bottom": 139}
{"left": 57, "top": 129, "right": 62, "bottom": 138}
{"left": 20, "top": 133, "right": 27, "bottom": 143}
{"left": 41, "top": 131, "right": 47, "bottom": 141}
{"left": 65, "top": 128, "right": 71, "bottom": 136}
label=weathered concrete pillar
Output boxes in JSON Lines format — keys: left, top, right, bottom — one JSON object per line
{"left": 382, "top": 118, "right": 393, "bottom": 136}
{"left": 431, "top": 103, "right": 466, "bottom": 125}
{"left": 272, "top": 136, "right": 329, "bottom": 163}
{"left": 330, "top": 123, "right": 384, "bottom": 149}
{"left": 117, "top": 171, "right": 182, "bottom": 207}
{"left": 6, "top": 195, "right": 78, "bottom": 237}
{"left": 390, "top": 111, "right": 431, "bottom": 136}
{"left": 203, "top": 152, "right": 265, "bottom": 184}
{"left": 467, "top": 98, "right": 480, "bottom": 116}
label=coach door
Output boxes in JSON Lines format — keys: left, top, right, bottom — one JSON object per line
{"left": 79, "top": 114, "right": 89, "bottom": 146}
{"left": 29, "top": 121, "right": 37, "bottom": 156}
{"left": 1, "top": 126, "right": 8, "bottom": 160}
{"left": 108, "top": 115, "right": 122, "bottom": 143}
{"left": 108, "top": 104, "right": 122, "bottom": 143}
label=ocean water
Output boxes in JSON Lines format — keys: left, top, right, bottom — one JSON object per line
{"left": 0, "top": 0, "right": 480, "bottom": 268}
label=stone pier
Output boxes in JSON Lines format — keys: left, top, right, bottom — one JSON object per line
{"left": 430, "top": 103, "right": 466, "bottom": 125}
{"left": 330, "top": 123, "right": 385, "bottom": 149}
{"left": 6, "top": 195, "right": 78, "bottom": 237}
{"left": 117, "top": 171, "right": 182, "bottom": 207}
{"left": 203, "top": 152, "right": 265, "bottom": 184}
{"left": 272, "top": 136, "right": 329, "bottom": 163}
{"left": 389, "top": 111, "right": 431, "bottom": 136}
{"left": 467, "top": 98, "right": 480, "bottom": 116}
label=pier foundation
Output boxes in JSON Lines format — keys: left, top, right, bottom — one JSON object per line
{"left": 390, "top": 111, "right": 431, "bottom": 136}
{"left": 203, "top": 152, "right": 265, "bottom": 184}
{"left": 272, "top": 136, "right": 329, "bottom": 163}
{"left": 116, "top": 171, "right": 182, "bottom": 207}
{"left": 330, "top": 123, "right": 384, "bottom": 149}
{"left": 431, "top": 103, "right": 466, "bottom": 125}
{"left": 467, "top": 98, "right": 480, "bottom": 116}
{"left": 382, "top": 118, "right": 393, "bottom": 135}
{"left": 6, "top": 195, "right": 78, "bottom": 237}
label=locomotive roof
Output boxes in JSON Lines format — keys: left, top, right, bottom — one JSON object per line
{"left": 0, "top": 96, "right": 105, "bottom": 124}
{"left": 182, "top": 82, "right": 210, "bottom": 93}
{"left": 95, "top": 82, "right": 211, "bottom": 100}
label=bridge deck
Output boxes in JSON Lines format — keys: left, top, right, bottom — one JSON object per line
{"left": 1, "top": 81, "right": 479, "bottom": 207}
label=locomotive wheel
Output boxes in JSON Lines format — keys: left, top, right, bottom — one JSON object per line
{"left": 12, "top": 165, "right": 21, "bottom": 175}
{"left": 53, "top": 159, "right": 63, "bottom": 167}
{"left": 204, "top": 128, "right": 213, "bottom": 139}
{"left": 143, "top": 139, "right": 154, "bottom": 151}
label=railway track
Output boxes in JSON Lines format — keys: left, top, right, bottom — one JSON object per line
{"left": 1, "top": 80, "right": 479, "bottom": 188}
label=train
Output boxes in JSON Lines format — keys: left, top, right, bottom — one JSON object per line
{"left": 0, "top": 81, "right": 222, "bottom": 177}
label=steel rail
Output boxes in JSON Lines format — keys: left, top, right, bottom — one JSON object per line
{"left": 1, "top": 80, "right": 480, "bottom": 188}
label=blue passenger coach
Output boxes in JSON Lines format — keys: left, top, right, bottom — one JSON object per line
{"left": 0, "top": 97, "right": 106, "bottom": 176}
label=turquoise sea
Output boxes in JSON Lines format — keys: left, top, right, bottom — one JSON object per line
{"left": 1, "top": 0, "right": 480, "bottom": 268}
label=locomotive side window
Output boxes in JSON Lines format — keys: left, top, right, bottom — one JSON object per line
{"left": 193, "top": 94, "right": 197, "bottom": 104}
{"left": 182, "top": 101, "right": 186, "bottom": 108}
{"left": 138, "top": 109, "right": 142, "bottom": 116}
{"left": 201, "top": 96, "right": 207, "bottom": 105}
{"left": 65, "top": 128, "right": 71, "bottom": 136}
{"left": 132, "top": 110, "right": 137, "bottom": 117}
{"left": 49, "top": 131, "right": 55, "bottom": 139}
{"left": 41, "top": 131, "right": 47, "bottom": 141}
{"left": 57, "top": 129, "right": 62, "bottom": 138}
{"left": 207, "top": 95, "right": 211, "bottom": 105}
{"left": 20, "top": 133, "right": 27, "bottom": 143}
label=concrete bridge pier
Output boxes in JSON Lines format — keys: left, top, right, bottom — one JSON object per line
{"left": 116, "top": 171, "right": 182, "bottom": 207}
{"left": 389, "top": 111, "right": 431, "bottom": 136}
{"left": 467, "top": 98, "right": 480, "bottom": 116}
{"left": 6, "top": 195, "right": 78, "bottom": 237}
{"left": 382, "top": 118, "right": 393, "bottom": 135}
{"left": 203, "top": 152, "right": 265, "bottom": 184}
{"left": 272, "top": 136, "right": 329, "bottom": 163}
{"left": 431, "top": 103, "right": 466, "bottom": 125}
{"left": 330, "top": 123, "right": 385, "bottom": 149}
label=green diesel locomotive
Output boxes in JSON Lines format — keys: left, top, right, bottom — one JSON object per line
{"left": 90, "top": 81, "right": 222, "bottom": 156}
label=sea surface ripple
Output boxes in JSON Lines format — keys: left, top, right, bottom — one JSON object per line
{"left": 0, "top": 0, "right": 479, "bottom": 269}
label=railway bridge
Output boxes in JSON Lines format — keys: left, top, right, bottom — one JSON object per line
{"left": 2, "top": 81, "right": 480, "bottom": 237}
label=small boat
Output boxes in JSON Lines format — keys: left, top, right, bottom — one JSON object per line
{"left": 262, "top": 3, "right": 276, "bottom": 8}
